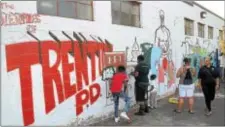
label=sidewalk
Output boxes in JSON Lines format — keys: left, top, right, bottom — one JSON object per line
{"left": 91, "top": 84, "right": 225, "bottom": 126}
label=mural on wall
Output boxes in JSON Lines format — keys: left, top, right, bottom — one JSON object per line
{"left": 144, "top": 9, "right": 175, "bottom": 94}
{"left": 102, "top": 52, "right": 126, "bottom": 106}
{"left": 126, "top": 37, "right": 142, "bottom": 63}
{"left": 130, "top": 37, "right": 141, "bottom": 62}
{"left": 4, "top": 30, "right": 113, "bottom": 126}
{"left": 154, "top": 9, "right": 172, "bottom": 61}
{"left": 180, "top": 37, "right": 210, "bottom": 57}
{"left": 102, "top": 66, "right": 115, "bottom": 106}
{"left": 5, "top": 1, "right": 223, "bottom": 125}
{"left": 1, "top": 2, "right": 41, "bottom": 33}
{"left": 140, "top": 45, "right": 175, "bottom": 95}
{"left": 181, "top": 36, "right": 219, "bottom": 82}
{"left": 1, "top": 2, "right": 15, "bottom": 9}
{"left": 181, "top": 37, "right": 194, "bottom": 57}
{"left": 124, "top": 9, "right": 176, "bottom": 95}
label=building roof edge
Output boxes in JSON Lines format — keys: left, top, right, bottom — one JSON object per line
{"left": 182, "top": 1, "right": 225, "bottom": 21}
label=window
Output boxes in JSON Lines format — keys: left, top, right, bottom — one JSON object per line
{"left": 37, "top": 0, "right": 93, "bottom": 20}
{"left": 198, "top": 23, "right": 205, "bottom": 38}
{"left": 208, "top": 26, "right": 213, "bottom": 39}
{"left": 111, "top": 1, "right": 141, "bottom": 27}
{"left": 219, "top": 30, "right": 224, "bottom": 40}
{"left": 184, "top": 18, "right": 194, "bottom": 36}
{"left": 37, "top": 1, "right": 57, "bottom": 16}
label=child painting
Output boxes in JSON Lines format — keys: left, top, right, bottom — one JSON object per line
{"left": 110, "top": 65, "right": 131, "bottom": 123}
{"left": 148, "top": 74, "right": 158, "bottom": 109}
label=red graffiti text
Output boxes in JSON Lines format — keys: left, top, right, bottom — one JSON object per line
{"left": 5, "top": 40, "right": 113, "bottom": 126}
{"left": 0, "top": 2, "right": 15, "bottom": 10}
{"left": 1, "top": 12, "right": 41, "bottom": 26}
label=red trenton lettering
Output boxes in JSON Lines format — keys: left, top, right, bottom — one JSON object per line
{"left": 74, "top": 42, "right": 89, "bottom": 91}
{"left": 61, "top": 41, "right": 77, "bottom": 99}
{"left": 41, "top": 41, "right": 65, "bottom": 114}
{"left": 76, "top": 89, "right": 89, "bottom": 116}
{"left": 5, "top": 39, "right": 113, "bottom": 126}
{"left": 98, "top": 49, "right": 103, "bottom": 75}
{"left": 5, "top": 42, "right": 39, "bottom": 126}
{"left": 86, "top": 41, "right": 97, "bottom": 82}
{"left": 89, "top": 83, "right": 101, "bottom": 105}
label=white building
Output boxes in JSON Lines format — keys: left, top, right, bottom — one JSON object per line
{"left": 1, "top": 1, "right": 224, "bottom": 126}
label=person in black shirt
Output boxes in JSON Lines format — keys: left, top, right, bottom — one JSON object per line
{"left": 134, "top": 55, "right": 150, "bottom": 115}
{"left": 198, "top": 56, "right": 220, "bottom": 116}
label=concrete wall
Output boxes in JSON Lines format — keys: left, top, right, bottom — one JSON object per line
{"left": 1, "top": 1, "right": 224, "bottom": 126}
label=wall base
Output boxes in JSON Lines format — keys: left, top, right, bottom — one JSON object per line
{"left": 67, "top": 90, "right": 176, "bottom": 126}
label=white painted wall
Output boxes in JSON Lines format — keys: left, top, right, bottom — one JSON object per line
{"left": 1, "top": 1, "right": 224, "bottom": 126}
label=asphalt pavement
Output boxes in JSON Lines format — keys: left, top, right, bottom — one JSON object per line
{"left": 91, "top": 83, "right": 225, "bottom": 126}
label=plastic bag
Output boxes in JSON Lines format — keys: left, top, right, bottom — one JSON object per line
{"left": 168, "top": 84, "right": 179, "bottom": 104}
{"left": 168, "top": 97, "right": 178, "bottom": 104}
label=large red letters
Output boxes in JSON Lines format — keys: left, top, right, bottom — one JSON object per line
{"left": 61, "top": 41, "right": 77, "bottom": 99}
{"left": 6, "top": 42, "right": 39, "bottom": 126}
{"left": 5, "top": 40, "right": 113, "bottom": 126}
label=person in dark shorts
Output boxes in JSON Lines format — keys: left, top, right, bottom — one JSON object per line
{"left": 134, "top": 55, "right": 150, "bottom": 115}
{"left": 198, "top": 56, "right": 220, "bottom": 116}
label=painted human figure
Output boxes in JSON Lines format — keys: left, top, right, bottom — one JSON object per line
{"left": 154, "top": 10, "right": 174, "bottom": 90}
{"left": 154, "top": 10, "right": 172, "bottom": 60}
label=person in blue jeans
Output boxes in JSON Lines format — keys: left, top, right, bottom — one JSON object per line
{"left": 110, "top": 65, "right": 131, "bottom": 123}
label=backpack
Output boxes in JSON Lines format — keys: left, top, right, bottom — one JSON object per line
{"left": 183, "top": 68, "right": 193, "bottom": 85}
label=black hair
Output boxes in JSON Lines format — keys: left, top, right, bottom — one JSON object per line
{"left": 117, "top": 65, "right": 126, "bottom": 72}
{"left": 150, "top": 74, "right": 156, "bottom": 80}
{"left": 137, "top": 55, "right": 145, "bottom": 62}
{"left": 183, "top": 57, "right": 190, "bottom": 64}
{"left": 204, "top": 56, "right": 212, "bottom": 61}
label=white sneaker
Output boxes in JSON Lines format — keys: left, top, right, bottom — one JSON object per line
{"left": 148, "top": 105, "right": 153, "bottom": 109}
{"left": 115, "top": 117, "right": 120, "bottom": 123}
{"left": 120, "top": 112, "right": 130, "bottom": 120}
{"left": 205, "top": 111, "right": 212, "bottom": 116}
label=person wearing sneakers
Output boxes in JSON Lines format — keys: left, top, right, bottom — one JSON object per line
{"left": 148, "top": 74, "right": 158, "bottom": 109}
{"left": 110, "top": 65, "right": 131, "bottom": 123}
{"left": 198, "top": 56, "right": 220, "bottom": 116}
{"left": 134, "top": 55, "right": 150, "bottom": 115}
{"left": 174, "top": 57, "right": 196, "bottom": 114}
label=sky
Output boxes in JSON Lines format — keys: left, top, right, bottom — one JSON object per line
{"left": 195, "top": 1, "right": 225, "bottom": 18}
